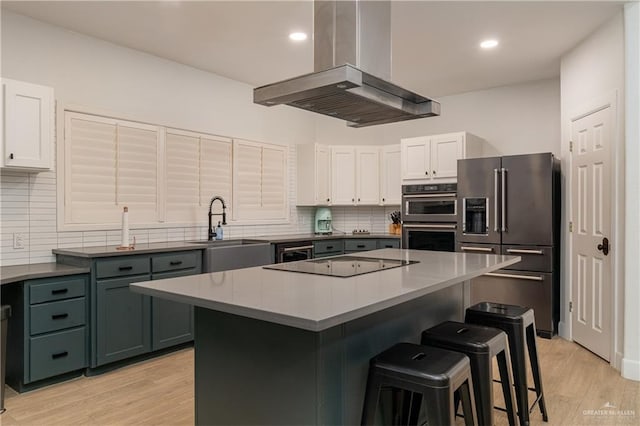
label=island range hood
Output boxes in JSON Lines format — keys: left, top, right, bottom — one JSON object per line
{"left": 253, "top": 0, "right": 440, "bottom": 128}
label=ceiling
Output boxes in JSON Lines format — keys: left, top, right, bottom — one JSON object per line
{"left": 1, "top": 1, "right": 625, "bottom": 98}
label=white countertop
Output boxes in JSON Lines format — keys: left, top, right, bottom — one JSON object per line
{"left": 131, "top": 249, "right": 520, "bottom": 331}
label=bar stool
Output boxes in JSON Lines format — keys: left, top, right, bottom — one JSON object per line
{"left": 465, "top": 302, "right": 549, "bottom": 426}
{"left": 361, "top": 342, "right": 477, "bottom": 426}
{"left": 421, "top": 321, "right": 518, "bottom": 426}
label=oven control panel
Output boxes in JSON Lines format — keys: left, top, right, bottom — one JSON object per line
{"left": 402, "top": 183, "right": 457, "bottom": 194}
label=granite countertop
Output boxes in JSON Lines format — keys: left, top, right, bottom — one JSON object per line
{"left": 1, "top": 263, "right": 90, "bottom": 286}
{"left": 131, "top": 249, "right": 520, "bottom": 332}
{"left": 53, "top": 241, "right": 209, "bottom": 258}
{"left": 257, "top": 233, "right": 400, "bottom": 243}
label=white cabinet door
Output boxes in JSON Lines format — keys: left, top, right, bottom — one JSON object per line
{"left": 316, "top": 145, "right": 331, "bottom": 205}
{"left": 331, "top": 146, "right": 356, "bottom": 205}
{"left": 2, "top": 79, "right": 54, "bottom": 170}
{"left": 431, "top": 133, "right": 463, "bottom": 180}
{"left": 355, "top": 147, "right": 380, "bottom": 205}
{"left": 401, "top": 136, "right": 430, "bottom": 180}
{"left": 380, "top": 145, "right": 401, "bottom": 205}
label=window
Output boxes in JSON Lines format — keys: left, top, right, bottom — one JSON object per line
{"left": 63, "top": 112, "right": 160, "bottom": 227}
{"left": 232, "top": 139, "right": 288, "bottom": 221}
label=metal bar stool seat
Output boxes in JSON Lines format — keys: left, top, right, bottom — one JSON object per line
{"left": 361, "top": 342, "right": 477, "bottom": 426}
{"left": 465, "top": 302, "right": 549, "bottom": 426}
{"left": 421, "top": 321, "right": 518, "bottom": 426}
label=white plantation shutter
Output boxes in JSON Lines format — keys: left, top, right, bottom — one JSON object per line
{"left": 64, "top": 112, "right": 160, "bottom": 226}
{"left": 233, "top": 139, "right": 288, "bottom": 221}
{"left": 165, "top": 129, "right": 232, "bottom": 223}
{"left": 200, "top": 136, "right": 232, "bottom": 218}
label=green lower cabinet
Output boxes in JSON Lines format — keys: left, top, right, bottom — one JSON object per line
{"left": 151, "top": 270, "right": 195, "bottom": 351}
{"left": 95, "top": 275, "right": 151, "bottom": 366}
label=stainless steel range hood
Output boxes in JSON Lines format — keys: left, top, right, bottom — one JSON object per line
{"left": 253, "top": 1, "right": 440, "bottom": 128}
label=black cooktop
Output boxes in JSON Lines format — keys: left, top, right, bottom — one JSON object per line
{"left": 263, "top": 255, "right": 418, "bottom": 278}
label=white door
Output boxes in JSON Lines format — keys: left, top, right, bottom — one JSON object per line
{"left": 401, "top": 136, "right": 430, "bottom": 180}
{"left": 355, "top": 147, "right": 380, "bottom": 205}
{"left": 331, "top": 146, "right": 356, "bottom": 205}
{"left": 571, "top": 106, "right": 612, "bottom": 361}
{"left": 431, "top": 133, "right": 463, "bottom": 181}
{"left": 316, "top": 145, "right": 331, "bottom": 205}
{"left": 380, "top": 145, "right": 401, "bottom": 205}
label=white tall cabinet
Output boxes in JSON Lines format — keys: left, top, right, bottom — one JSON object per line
{"left": 1, "top": 78, "right": 54, "bottom": 171}
{"left": 355, "top": 147, "right": 380, "bottom": 205}
{"left": 297, "top": 144, "right": 332, "bottom": 206}
{"left": 401, "top": 132, "right": 484, "bottom": 183}
{"left": 331, "top": 146, "right": 356, "bottom": 205}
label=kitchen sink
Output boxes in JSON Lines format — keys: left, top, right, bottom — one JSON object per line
{"left": 188, "top": 239, "right": 273, "bottom": 272}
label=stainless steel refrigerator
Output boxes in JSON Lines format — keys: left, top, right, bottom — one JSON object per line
{"left": 456, "top": 153, "right": 560, "bottom": 337}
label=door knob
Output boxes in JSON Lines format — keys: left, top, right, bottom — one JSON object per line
{"left": 597, "top": 237, "right": 610, "bottom": 256}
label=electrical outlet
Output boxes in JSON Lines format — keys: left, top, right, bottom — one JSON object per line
{"left": 13, "top": 233, "right": 25, "bottom": 249}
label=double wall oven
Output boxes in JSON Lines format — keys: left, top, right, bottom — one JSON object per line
{"left": 401, "top": 183, "right": 457, "bottom": 252}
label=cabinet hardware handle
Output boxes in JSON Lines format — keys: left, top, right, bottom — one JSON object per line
{"left": 51, "top": 351, "right": 69, "bottom": 359}
{"left": 385, "top": 245, "right": 393, "bottom": 248}
{"left": 425, "top": 171, "right": 429, "bottom": 175}
{"left": 9, "top": 153, "right": 14, "bottom": 160}
{"left": 357, "top": 245, "right": 365, "bottom": 248}
{"left": 494, "top": 168, "right": 499, "bottom": 232}
{"left": 460, "top": 246, "right": 494, "bottom": 253}
{"left": 119, "top": 266, "right": 133, "bottom": 271}
{"left": 352, "top": 198, "right": 355, "bottom": 202}
{"left": 358, "top": 198, "right": 360, "bottom": 202}
{"left": 326, "top": 198, "right": 330, "bottom": 202}
{"left": 501, "top": 167, "right": 507, "bottom": 232}
{"left": 382, "top": 198, "right": 385, "bottom": 202}
{"left": 169, "top": 261, "right": 183, "bottom": 266}
{"left": 51, "top": 288, "right": 68, "bottom": 295}
{"left": 506, "top": 249, "right": 544, "bottom": 255}
{"left": 327, "top": 246, "right": 334, "bottom": 249}
{"left": 483, "top": 272, "right": 544, "bottom": 282}
{"left": 433, "top": 170, "right": 436, "bottom": 175}
{"left": 52, "top": 313, "right": 69, "bottom": 320}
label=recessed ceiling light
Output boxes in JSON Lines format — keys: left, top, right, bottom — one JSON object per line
{"left": 289, "top": 32, "right": 308, "bottom": 42}
{"left": 480, "top": 39, "right": 499, "bottom": 49}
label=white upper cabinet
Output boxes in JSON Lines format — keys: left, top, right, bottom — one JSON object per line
{"left": 355, "top": 147, "right": 380, "bottom": 205}
{"left": 380, "top": 145, "right": 401, "bottom": 205}
{"left": 297, "top": 144, "right": 331, "bottom": 206}
{"left": 331, "top": 146, "right": 356, "bottom": 205}
{"left": 2, "top": 78, "right": 54, "bottom": 171}
{"left": 401, "top": 132, "right": 484, "bottom": 183}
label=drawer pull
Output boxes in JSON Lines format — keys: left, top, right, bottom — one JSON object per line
{"left": 385, "top": 245, "right": 393, "bottom": 248}
{"left": 483, "top": 272, "right": 544, "bottom": 282}
{"left": 460, "top": 246, "right": 494, "bottom": 253}
{"left": 326, "top": 246, "right": 334, "bottom": 250}
{"left": 506, "top": 249, "right": 544, "bottom": 255}
{"left": 357, "top": 245, "right": 366, "bottom": 249}
{"left": 118, "top": 266, "right": 133, "bottom": 271}
{"left": 169, "top": 260, "right": 183, "bottom": 266}
{"left": 51, "top": 313, "right": 69, "bottom": 320}
{"left": 51, "top": 351, "right": 69, "bottom": 360}
{"left": 51, "top": 288, "right": 68, "bottom": 295}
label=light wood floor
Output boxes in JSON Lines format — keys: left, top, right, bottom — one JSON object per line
{"left": 1, "top": 338, "right": 638, "bottom": 425}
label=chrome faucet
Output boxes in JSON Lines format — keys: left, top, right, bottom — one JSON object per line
{"left": 208, "top": 196, "right": 227, "bottom": 241}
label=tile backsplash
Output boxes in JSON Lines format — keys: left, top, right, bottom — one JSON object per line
{"left": 0, "top": 146, "right": 399, "bottom": 266}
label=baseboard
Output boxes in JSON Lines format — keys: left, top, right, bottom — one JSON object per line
{"left": 558, "top": 320, "right": 571, "bottom": 340}
{"left": 621, "top": 357, "right": 640, "bottom": 381}
{"left": 614, "top": 351, "right": 624, "bottom": 371}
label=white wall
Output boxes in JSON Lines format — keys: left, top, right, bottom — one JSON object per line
{"left": 0, "top": 11, "right": 394, "bottom": 266}
{"left": 559, "top": 12, "right": 627, "bottom": 372}
{"left": 315, "top": 78, "right": 561, "bottom": 157}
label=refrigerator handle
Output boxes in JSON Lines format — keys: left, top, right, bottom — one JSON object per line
{"left": 493, "top": 168, "right": 499, "bottom": 232}
{"left": 501, "top": 167, "right": 507, "bottom": 232}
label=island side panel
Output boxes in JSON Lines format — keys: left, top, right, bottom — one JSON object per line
{"left": 194, "top": 307, "right": 323, "bottom": 425}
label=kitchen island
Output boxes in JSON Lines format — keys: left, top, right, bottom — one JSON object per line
{"left": 131, "top": 249, "right": 519, "bottom": 425}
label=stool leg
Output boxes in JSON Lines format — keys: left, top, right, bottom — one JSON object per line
{"left": 497, "top": 349, "right": 518, "bottom": 426}
{"left": 458, "top": 379, "right": 477, "bottom": 426}
{"left": 469, "top": 356, "right": 494, "bottom": 426}
{"left": 424, "top": 387, "right": 454, "bottom": 426}
{"left": 526, "top": 325, "right": 549, "bottom": 422}
{"left": 361, "top": 372, "right": 383, "bottom": 426}
{"left": 508, "top": 326, "right": 530, "bottom": 426}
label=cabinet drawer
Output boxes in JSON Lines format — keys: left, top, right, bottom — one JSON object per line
{"left": 152, "top": 251, "right": 199, "bottom": 274}
{"left": 344, "top": 239, "right": 377, "bottom": 252}
{"left": 96, "top": 256, "right": 150, "bottom": 279}
{"left": 377, "top": 239, "right": 400, "bottom": 249}
{"left": 501, "top": 246, "right": 553, "bottom": 273}
{"left": 29, "top": 276, "right": 86, "bottom": 304}
{"left": 30, "top": 298, "right": 86, "bottom": 335}
{"left": 313, "top": 240, "right": 344, "bottom": 255}
{"left": 29, "top": 327, "right": 86, "bottom": 383}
